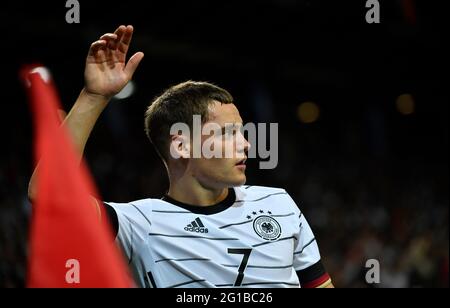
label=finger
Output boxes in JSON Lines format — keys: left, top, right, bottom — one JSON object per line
{"left": 103, "top": 27, "right": 126, "bottom": 63}
{"left": 114, "top": 25, "right": 127, "bottom": 36}
{"left": 99, "top": 33, "right": 117, "bottom": 41}
{"left": 118, "top": 25, "right": 134, "bottom": 54}
{"left": 88, "top": 40, "right": 107, "bottom": 62}
{"left": 100, "top": 33, "right": 117, "bottom": 43}
{"left": 103, "top": 37, "right": 117, "bottom": 67}
{"left": 105, "top": 47, "right": 117, "bottom": 69}
{"left": 124, "top": 52, "right": 144, "bottom": 77}
{"left": 109, "top": 26, "right": 126, "bottom": 50}
{"left": 88, "top": 40, "right": 107, "bottom": 56}
{"left": 96, "top": 48, "right": 107, "bottom": 64}
{"left": 113, "top": 25, "right": 127, "bottom": 35}
{"left": 100, "top": 33, "right": 121, "bottom": 52}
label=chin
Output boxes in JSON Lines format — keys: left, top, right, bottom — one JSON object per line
{"left": 229, "top": 175, "right": 246, "bottom": 187}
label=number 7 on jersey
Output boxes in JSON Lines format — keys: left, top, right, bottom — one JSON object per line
{"left": 228, "top": 248, "right": 252, "bottom": 287}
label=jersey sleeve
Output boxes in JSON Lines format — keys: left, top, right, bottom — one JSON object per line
{"left": 103, "top": 201, "right": 153, "bottom": 263}
{"left": 287, "top": 194, "right": 332, "bottom": 288}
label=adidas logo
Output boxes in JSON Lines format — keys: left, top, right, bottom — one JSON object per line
{"left": 184, "top": 218, "right": 209, "bottom": 234}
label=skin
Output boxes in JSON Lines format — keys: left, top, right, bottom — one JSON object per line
{"left": 27, "top": 25, "right": 333, "bottom": 288}
{"left": 28, "top": 25, "right": 143, "bottom": 200}
{"left": 167, "top": 102, "right": 251, "bottom": 206}
{"left": 29, "top": 24, "right": 247, "bottom": 207}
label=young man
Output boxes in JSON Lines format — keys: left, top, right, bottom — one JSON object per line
{"left": 29, "top": 25, "right": 333, "bottom": 288}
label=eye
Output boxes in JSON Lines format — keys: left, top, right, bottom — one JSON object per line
{"left": 223, "top": 129, "right": 234, "bottom": 136}
{"left": 224, "top": 130, "right": 233, "bottom": 138}
{"left": 222, "top": 125, "right": 240, "bottom": 137}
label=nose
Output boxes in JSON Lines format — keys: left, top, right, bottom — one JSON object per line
{"left": 237, "top": 130, "right": 251, "bottom": 154}
{"left": 244, "top": 136, "right": 251, "bottom": 153}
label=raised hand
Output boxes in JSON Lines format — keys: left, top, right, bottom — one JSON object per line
{"left": 84, "top": 25, "right": 144, "bottom": 99}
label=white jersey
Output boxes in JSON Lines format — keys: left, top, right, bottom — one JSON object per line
{"left": 105, "top": 185, "right": 330, "bottom": 288}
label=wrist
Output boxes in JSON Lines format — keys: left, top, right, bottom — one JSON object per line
{"left": 80, "top": 88, "right": 112, "bottom": 105}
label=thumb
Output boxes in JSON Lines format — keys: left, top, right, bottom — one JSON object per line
{"left": 124, "top": 52, "right": 144, "bottom": 78}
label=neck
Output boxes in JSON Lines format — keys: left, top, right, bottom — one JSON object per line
{"left": 167, "top": 169, "right": 228, "bottom": 207}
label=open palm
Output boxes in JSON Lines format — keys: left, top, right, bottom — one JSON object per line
{"left": 84, "top": 25, "right": 144, "bottom": 98}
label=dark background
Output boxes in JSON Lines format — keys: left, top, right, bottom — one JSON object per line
{"left": 0, "top": 0, "right": 448, "bottom": 287}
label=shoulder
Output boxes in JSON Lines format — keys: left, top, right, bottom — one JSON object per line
{"left": 105, "top": 198, "right": 153, "bottom": 210}
{"left": 104, "top": 197, "right": 161, "bottom": 221}
{"left": 237, "top": 185, "right": 287, "bottom": 197}
{"left": 235, "top": 185, "right": 301, "bottom": 212}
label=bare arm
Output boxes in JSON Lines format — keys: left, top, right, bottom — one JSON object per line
{"left": 28, "top": 25, "right": 144, "bottom": 201}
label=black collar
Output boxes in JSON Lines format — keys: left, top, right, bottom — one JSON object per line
{"left": 161, "top": 188, "right": 236, "bottom": 215}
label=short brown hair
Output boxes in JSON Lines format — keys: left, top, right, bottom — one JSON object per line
{"left": 144, "top": 81, "right": 234, "bottom": 162}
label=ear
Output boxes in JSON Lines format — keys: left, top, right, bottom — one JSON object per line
{"left": 169, "top": 134, "right": 190, "bottom": 159}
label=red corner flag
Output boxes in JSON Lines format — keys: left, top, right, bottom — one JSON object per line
{"left": 23, "top": 66, "right": 133, "bottom": 288}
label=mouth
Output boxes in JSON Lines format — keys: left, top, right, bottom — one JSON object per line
{"left": 235, "top": 158, "right": 247, "bottom": 167}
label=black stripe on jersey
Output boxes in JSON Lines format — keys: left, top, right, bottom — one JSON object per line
{"left": 152, "top": 210, "right": 191, "bottom": 214}
{"left": 222, "top": 264, "right": 293, "bottom": 269}
{"left": 219, "top": 219, "right": 253, "bottom": 229}
{"left": 271, "top": 212, "right": 295, "bottom": 218}
{"left": 244, "top": 185, "right": 253, "bottom": 189}
{"left": 247, "top": 264, "right": 293, "bottom": 269}
{"left": 294, "top": 238, "right": 316, "bottom": 255}
{"left": 252, "top": 236, "right": 297, "bottom": 248}
{"left": 216, "top": 281, "right": 299, "bottom": 287}
{"left": 145, "top": 271, "right": 157, "bottom": 288}
{"left": 123, "top": 216, "right": 135, "bottom": 264}
{"left": 167, "top": 279, "right": 206, "bottom": 288}
{"left": 220, "top": 212, "right": 295, "bottom": 229}
{"left": 148, "top": 233, "right": 239, "bottom": 241}
{"left": 235, "top": 192, "right": 288, "bottom": 203}
{"left": 241, "top": 282, "right": 299, "bottom": 287}
{"left": 130, "top": 203, "right": 152, "bottom": 228}
{"left": 155, "top": 257, "right": 211, "bottom": 264}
